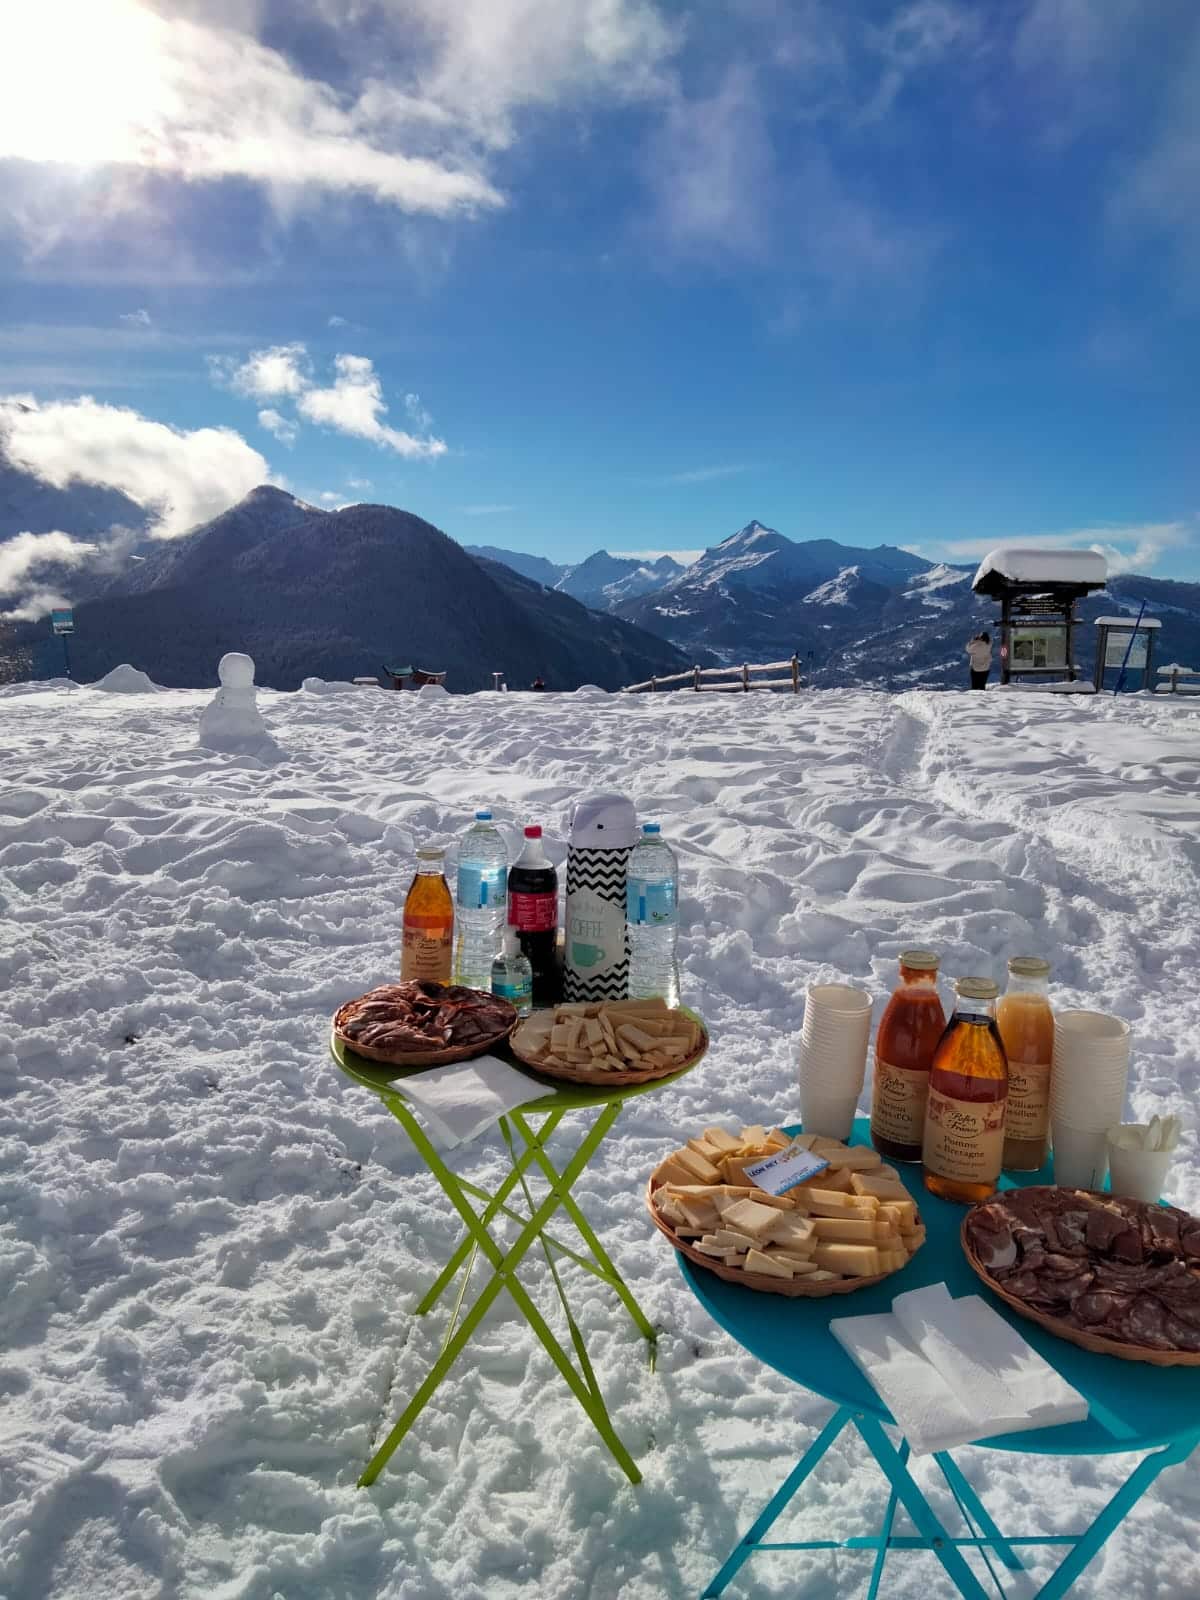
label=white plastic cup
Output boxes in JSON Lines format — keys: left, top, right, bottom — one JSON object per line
{"left": 800, "top": 1081, "right": 860, "bottom": 1141}
{"left": 799, "top": 984, "right": 872, "bottom": 1093}
{"left": 1048, "top": 1010, "right": 1131, "bottom": 1132}
{"left": 1107, "top": 1132, "right": 1172, "bottom": 1204}
{"left": 1051, "top": 1123, "right": 1110, "bottom": 1189}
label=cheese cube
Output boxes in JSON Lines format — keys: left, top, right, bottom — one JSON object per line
{"left": 767, "top": 1252, "right": 819, "bottom": 1273}
{"left": 813, "top": 1166, "right": 855, "bottom": 1194}
{"left": 878, "top": 1200, "right": 918, "bottom": 1232}
{"left": 720, "top": 1198, "right": 786, "bottom": 1242}
{"left": 824, "top": 1146, "right": 883, "bottom": 1173}
{"left": 703, "top": 1126, "right": 742, "bottom": 1154}
{"left": 770, "top": 1216, "right": 816, "bottom": 1250}
{"left": 693, "top": 1236, "right": 730, "bottom": 1258}
{"left": 713, "top": 1229, "right": 755, "bottom": 1252}
{"left": 805, "top": 1189, "right": 879, "bottom": 1218}
{"left": 806, "top": 1269, "right": 839, "bottom": 1281}
{"left": 746, "top": 1189, "right": 797, "bottom": 1211}
{"left": 686, "top": 1136, "right": 721, "bottom": 1160}
{"left": 739, "top": 1125, "right": 768, "bottom": 1146}
{"left": 881, "top": 1248, "right": 909, "bottom": 1273}
{"left": 812, "top": 1215, "right": 881, "bottom": 1244}
{"left": 813, "top": 1242, "right": 881, "bottom": 1277}
{"left": 851, "top": 1171, "right": 911, "bottom": 1203}
{"left": 676, "top": 1198, "right": 720, "bottom": 1232}
{"left": 745, "top": 1248, "right": 794, "bottom": 1279}
{"left": 655, "top": 1157, "right": 695, "bottom": 1188}
{"left": 675, "top": 1146, "right": 723, "bottom": 1184}
{"left": 904, "top": 1226, "right": 927, "bottom": 1252}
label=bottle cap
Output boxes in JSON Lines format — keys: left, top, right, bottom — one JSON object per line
{"left": 1008, "top": 955, "right": 1050, "bottom": 977}
{"left": 475, "top": 808, "right": 492, "bottom": 821}
{"left": 899, "top": 949, "right": 939, "bottom": 971}
{"left": 642, "top": 822, "right": 661, "bottom": 835}
{"left": 524, "top": 824, "right": 542, "bottom": 839}
{"left": 957, "top": 976, "right": 999, "bottom": 1000}
{"left": 416, "top": 846, "right": 444, "bottom": 861}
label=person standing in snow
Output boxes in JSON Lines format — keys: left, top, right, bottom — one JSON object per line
{"left": 965, "top": 632, "right": 992, "bottom": 690}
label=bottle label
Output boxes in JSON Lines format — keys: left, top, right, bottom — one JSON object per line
{"left": 493, "top": 975, "right": 532, "bottom": 1008}
{"left": 870, "top": 1058, "right": 930, "bottom": 1147}
{"left": 923, "top": 1087, "right": 1006, "bottom": 1185}
{"left": 1005, "top": 1061, "right": 1051, "bottom": 1142}
{"left": 509, "top": 890, "right": 556, "bottom": 932}
{"left": 401, "top": 928, "right": 451, "bottom": 982}
{"left": 458, "top": 865, "right": 506, "bottom": 910}
{"left": 627, "top": 878, "right": 676, "bottom": 926}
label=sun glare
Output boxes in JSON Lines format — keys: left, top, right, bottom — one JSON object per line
{"left": 0, "top": 0, "right": 165, "bottom": 168}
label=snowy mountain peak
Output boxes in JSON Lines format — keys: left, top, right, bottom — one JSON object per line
{"left": 803, "top": 565, "right": 862, "bottom": 606}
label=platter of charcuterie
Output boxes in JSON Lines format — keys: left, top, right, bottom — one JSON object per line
{"left": 333, "top": 981, "right": 518, "bottom": 1068}
{"left": 963, "top": 1186, "right": 1200, "bottom": 1367}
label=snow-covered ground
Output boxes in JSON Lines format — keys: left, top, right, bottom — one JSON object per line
{"left": 2, "top": 679, "right": 1199, "bottom": 1600}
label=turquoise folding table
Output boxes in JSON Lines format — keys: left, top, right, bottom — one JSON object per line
{"left": 683, "top": 1117, "right": 1200, "bottom": 1600}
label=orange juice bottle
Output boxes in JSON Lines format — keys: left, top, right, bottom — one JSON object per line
{"left": 401, "top": 847, "right": 453, "bottom": 983}
{"left": 998, "top": 956, "right": 1054, "bottom": 1172}
{"left": 923, "top": 976, "right": 1008, "bottom": 1205}
{"left": 870, "top": 950, "right": 946, "bottom": 1163}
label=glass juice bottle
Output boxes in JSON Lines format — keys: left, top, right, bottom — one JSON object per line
{"left": 923, "top": 976, "right": 1008, "bottom": 1205}
{"left": 870, "top": 950, "right": 947, "bottom": 1163}
{"left": 401, "top": 846, "right": 454, "bottom": 983}
{"left": 998, "top": 956, "right": 1054, "bottom": 1172}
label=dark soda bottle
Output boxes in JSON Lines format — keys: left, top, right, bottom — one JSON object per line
{"left": 507, "top": 825, "right": 560, "bottom": 1006}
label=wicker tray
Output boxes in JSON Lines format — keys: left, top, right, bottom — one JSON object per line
{"left": 646, "top": 1157, "right": 917, "bottom": 1299}
{"left": 332, "top": 992, "right": 517, "bottom": 1069}
{"left": 509, "top": 1012, "right": 709, "bottom": 1088}
{"left": 962, "top": 1203, "right": 1200, "bottom": 1368}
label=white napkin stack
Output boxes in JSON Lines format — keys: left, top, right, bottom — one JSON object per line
{"left": 831, "top": 1283, "right": 1088, "bottom": 1456}
{"left": 389, "top": 1055, "right": 555, "bottom": 1148}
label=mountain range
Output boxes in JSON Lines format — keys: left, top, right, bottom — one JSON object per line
{"left": 2, "top": 455, "right": 1198, "bottom": 691}
{"left": 2, "top": 486, "right": 690, "bottom": 691}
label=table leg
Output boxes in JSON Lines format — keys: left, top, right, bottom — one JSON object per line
{"left": 509, "top": 1107, "right": 658, "bottom": 1349}
{"left": 936, "top": 1453, "right": 1024, "bottom": 1574}
{"left": 359, "top": 1097, "right": 643, "bottom": 1487}
{"left": 854, "top": 1416, "right": 994, "bottom": 1600}
{"left": 865, "top": 1439, "right": 907, "bottom": 1600}
{"left": 1032, "top": 1432, "right": 1198, "bottom": 1600}
{"left": 409, "top": 1105, "right": 567, "bottom": 1315}
{"left": 701, "top": 1408, "right": 852, "bottom": 1598}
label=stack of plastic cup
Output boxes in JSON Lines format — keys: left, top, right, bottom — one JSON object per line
{"left": 1049, "top": 1010, "right": 1131, "bottom": 1188}
{"left": 798, "top": 983, "right": 873, "bottom": 1140}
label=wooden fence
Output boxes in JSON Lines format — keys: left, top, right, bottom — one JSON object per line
{"left": 623, "top": 656, "right": 803, "bottom": 695}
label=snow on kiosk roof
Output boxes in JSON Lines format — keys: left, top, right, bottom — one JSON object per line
{"left": 973, "top": 546, "right": 1108, "bottom": 596}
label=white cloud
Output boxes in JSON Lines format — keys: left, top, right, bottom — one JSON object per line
{"left": 347, "top": 476, "right": 373, "bottom": 491}
{"left": 319, "top": 491, "right": 341, "bottom": 504}
{"left": 0, "top": 393, "right": 269, "bottom": 539}
{"left": 0, "top": 0, "right": 504, "bottom": 228}
{"left": 661, "top": 464, "right": 749, "bottom": 485}
{"left": 297, "top": 354, "right": 446, "bottom": 457}
{"left": 941, "top": 522, "right": 1194, "bottom": 577}
{"left": 461, "top": 503, "right": 517, "bottom": 516}
{"left": 119, "top": 307, "right": 152, "bottom": 327}
{"left": 328, "top": 315, "right": 348, "bottom": 327}
{"left": 257, "top": 407, "right": 299, "bottom": 445}
{"left": 211, "top": 343, "right": 312, "bottom": 399}
{"left": 0, "top": 587, "right": 74, "bottom": 623}
{"left": 0, "top": 530, "right": 96, "bottom": 595}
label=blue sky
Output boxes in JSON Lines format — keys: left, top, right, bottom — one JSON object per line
{"left": 1, "top": 0, "right": 1198, "bottom": 579}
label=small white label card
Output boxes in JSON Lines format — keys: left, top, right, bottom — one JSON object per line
{"left": 744, "top": 1144, "right": 830, "bottom": 1196}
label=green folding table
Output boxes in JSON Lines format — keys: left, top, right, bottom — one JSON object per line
{"left": 683, "top": 1117, "right": 1200, "bottom": 1600}
{"left": 331, "top": 1031, "right": 704, "bottom": 1487}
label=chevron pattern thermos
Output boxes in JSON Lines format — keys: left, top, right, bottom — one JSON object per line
{"left": 564, "top": 793, "right": 638, "bottom": 1003}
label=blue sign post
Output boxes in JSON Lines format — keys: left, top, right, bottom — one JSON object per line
{"left": 49, "top": 608, "right": 74, "bottom": 677}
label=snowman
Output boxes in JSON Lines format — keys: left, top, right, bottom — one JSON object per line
{"left": 198, "top": 653, "right": 276, "bottom": 755}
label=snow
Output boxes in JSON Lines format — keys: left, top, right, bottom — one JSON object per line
{"left": 903, "top": 564, "right": 971, "bottom": 611}
{"left": 803, "top": 566, "right": 859, "bottom": 606}
{"left": 1095, "top": 616, "right": 1163, "bottom": 629}
{"left": 88, "top": 663, "right": 162, "bottom": 694}
{"left": 197, "top": 652, "right": 278, "bottom": 759}
{"left": 2, "top": 682, "right": 1200, "bottom": 1600}
{"left": 973, "top": 547, "right": 1108, "bottom": 588}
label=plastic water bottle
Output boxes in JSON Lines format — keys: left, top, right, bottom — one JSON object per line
{"left": 454, "top": 808, "right": 509, "bottom": 989}
{"left": 626, "top": 822, "right": 680, "bottom": 1006}
{"left": 491, "top": 928, "right": 533, "bottom": 1016}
